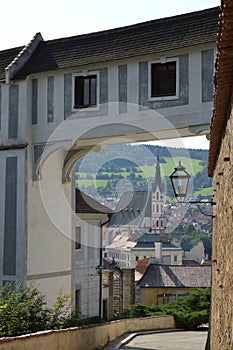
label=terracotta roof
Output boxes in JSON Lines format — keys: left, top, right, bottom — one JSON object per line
{"left": 0, "top": 46, "right": 23, "bottom": 81}
{"left": 137, "top": 264, "right": 211, "bottom": 288}
{"left": 0, "top": 7, "right": 219, "bottom": 80}
{"left": 75, "top": 188, "right": 112, "bottom": 214}
{"left": 135, "top": 258, "right": 149, "bottom": 281}
{"left": 208, "top": 1, "right": 233, "bottom": 176}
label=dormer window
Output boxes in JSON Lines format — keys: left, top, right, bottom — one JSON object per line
{"left": 74, "top": 73, "right": 98, "bottom": 108}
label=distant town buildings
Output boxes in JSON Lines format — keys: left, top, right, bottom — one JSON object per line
{"left": 105, "top": 158, "right": 208, "bottom": 268}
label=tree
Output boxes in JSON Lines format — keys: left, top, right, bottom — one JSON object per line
{"left": 0, "top": 282, "right": 81, "bottom": 337}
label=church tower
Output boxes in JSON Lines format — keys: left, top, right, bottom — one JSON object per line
{"left": 151, "top": 157, "right": 166, "bottom": 235}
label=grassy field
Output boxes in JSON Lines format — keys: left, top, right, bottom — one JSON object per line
{"left": 140, "top": 157, "right": 203, "bottom": 178}
{"left": 75, "top": 157, "right": 205, "bottom": 190}
{"left": 194, "top": 187, "right": 212, "bottom": 196}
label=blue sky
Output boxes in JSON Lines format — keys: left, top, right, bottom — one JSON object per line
{"left": 1, "top": 0, "right": 219, "bottom": 148}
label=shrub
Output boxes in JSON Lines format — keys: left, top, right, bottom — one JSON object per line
{"left": 0, "top": 282, "right": 81, "bottom": 337}
{"left": 116, "top": 288, "right": 210, "bottom": 330}
{"left": 0, "top": 282, "right": 49, "bottom": 336}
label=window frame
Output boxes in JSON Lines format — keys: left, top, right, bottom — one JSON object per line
{"left": 72, "top": 71, "right": 99, "bottom": 110}
{"left": 148, "top": 57, "right": 179, "bottom": 101}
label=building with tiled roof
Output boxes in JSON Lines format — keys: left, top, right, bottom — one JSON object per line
{"left": 136, "top": 264, "right": 211, "bottom": 305}
{"left": 74, "top": 189, "right": 111, "bottom": 318}
{"left": 0, "top": 6, "right": 218, "bottom": 317}
{"left": 105, "top": 158, "right": 182, "bottom": 267}
{"left": 108, "top": 157, "right": 166, "bottom": 236}
{"left": 106, "top": 228, "right": 183, "bottom": 268}
{"left": 75, "top": 188, "right": 111, "bottom": 215}
{"left": 0, "top": 7, "right": 218, "bottom": 82}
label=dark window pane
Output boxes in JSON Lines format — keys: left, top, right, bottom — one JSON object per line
{"left": 74, "top": 75, "right": 97, "bottom": 108}
{"left": 75, "top": 77, "right": 84, "bottom": 107}
{"left": 151, "top": 62, "right": 176, "bottom": 97}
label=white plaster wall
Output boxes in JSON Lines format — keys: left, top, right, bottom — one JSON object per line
{"left": 26, "top": 148, "right": 73, "bottom": 306}
{"left": 73, "top": 216, "right": 101, "bottom": 317}
{"left": 109, "top": 247, "right": 183, "bottom": 268}
{"left": 29, "top": 275, "right": 72, "bottom": 308}
{"left": 28, "top": 43, "right": 216, "bottom": 147}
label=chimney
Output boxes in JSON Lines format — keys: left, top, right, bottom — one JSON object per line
{"left": 154, "top": 240, "right": 163, "bottom": 263}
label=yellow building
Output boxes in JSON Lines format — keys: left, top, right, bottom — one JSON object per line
{"left": 136, "top": 264, "right": 211, "bottom": 306}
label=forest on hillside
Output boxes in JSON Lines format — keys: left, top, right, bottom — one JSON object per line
{"left": 75, "top": 144, "right": 212, "bottom": 200}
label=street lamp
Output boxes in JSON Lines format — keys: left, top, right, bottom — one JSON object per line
{"left": 169, "top": 161, "right": 191, "bottom": 199}
{"left": 170, "top": 161, "right": 214, "bottom": 217}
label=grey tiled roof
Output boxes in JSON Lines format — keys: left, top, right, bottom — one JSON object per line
{"left": 109, "top": 191, "right": 151, "bottom": 226}
{"left": 134, "top": 233, "right": 176, "bottom": 248}
{"left": 0, "top": 7, "right": 219, "bottom": 80}
{"left": 75, "top": 188, "right": 112, "bottom": 214}
{"left": 137, "top": 264, "right": 211, "bottom": 288}
{"left": 0, "top": 46, "right": 23, "bottom": 81}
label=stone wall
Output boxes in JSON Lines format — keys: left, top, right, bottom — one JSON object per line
{"left": 0, "top": 315, "right": 175, "bottom": 350}
{"left": 122, "top": 268, "right": 135, "bottom": 309}
{"left": 210, "top": 93, "right": 233, "bottom": 349}
{"left": 103, "top": 268, "right": 135, "bottom": 320}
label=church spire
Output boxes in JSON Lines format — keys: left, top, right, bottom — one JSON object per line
{"left": 153, "top": 156, "right": 163, "bottom": 193}
{"left": 151, "top": 156, "right": 166, "bottom": 234}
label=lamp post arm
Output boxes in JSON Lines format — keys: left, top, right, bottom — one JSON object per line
{"left": 174, "top": 200, "right": 214, "bottom": 217}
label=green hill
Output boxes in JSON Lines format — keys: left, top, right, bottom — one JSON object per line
{"left": 75, "top": 144, "right": 211, "bottom": 199}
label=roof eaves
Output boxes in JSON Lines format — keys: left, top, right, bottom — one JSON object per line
{"left": 12, "top": 7, "right": 218, "bottom": 80}
{"left": 208, "top": 1, "right": 233, "bottom": 176}
{"left": 75, "top": 188, "right": 112, "bottom": 214}
{"left": 5, "top": 32, "right": 44, "bottom": 83}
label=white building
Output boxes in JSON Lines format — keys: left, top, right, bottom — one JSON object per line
{"left": 106, "top": 234, "right": 183, "bottom": 268}
{"left": 0, "top": 7, "right": 218, "bottom": 309}
{"left": 74, "top": 189, "right": 111, "bottom": 318}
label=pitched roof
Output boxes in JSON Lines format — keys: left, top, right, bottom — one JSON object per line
{"left": 0, "top": 7, "right": 219, "bottom": 81}
{"left": 109, "top": 191, "right": 151, "bottom": 226}
{"left": 106, "top": 235, "right": 135, "bottom": 249}
{"left": 208, "top": 2, "right": 233, "bottom": 176}
{"left": 0, "top": 46, "right": 23, "bottom": 81}
{"left": 137, "top": 264, "right": 211, "bottom": 288}
{"left": 134, "top": 233, "right": 178, "bottom": 249}
{"left": 75, "top": 188, "right": 112, "bottom": 214}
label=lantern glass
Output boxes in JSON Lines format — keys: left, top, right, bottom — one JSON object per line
{"left": 170, "top": 161, "right": 191, "bottom": 199}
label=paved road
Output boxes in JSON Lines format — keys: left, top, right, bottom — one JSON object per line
{"left": 121, "top": 330, "right": 207, "bottom": 350}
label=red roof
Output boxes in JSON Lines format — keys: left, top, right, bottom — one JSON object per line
{"left": 208, "top": 1, "right": 233, "bottom": 176}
